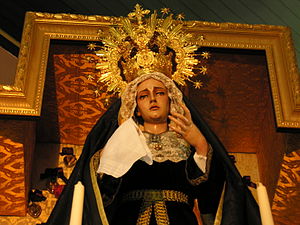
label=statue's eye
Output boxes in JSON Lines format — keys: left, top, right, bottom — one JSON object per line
{"left": 139, "top": 94, "right": 148, "bottom": 100}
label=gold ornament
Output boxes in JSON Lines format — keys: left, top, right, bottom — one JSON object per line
{"left": 201, "top": 51, "right": 211, "bottom": 59}
{"left": 90, "top": 4, "right": 210, "bottom": 95}
{"left": 193, "top": 81, "right": 203, "bottom": 89}
{"left": 199, "top": 66, "right": 208, "bottom": 75}
{"left": 177, "top": 13, "right": 185, "bottom": 20}
{"left": 161, "top": 8, "right": 171, "bottom": 15}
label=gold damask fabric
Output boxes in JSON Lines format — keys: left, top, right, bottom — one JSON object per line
{"left": 0, "top": 144, "right": 83, "bottom": 224}
{"left": 272, "top": 150, "right": 300, "bottom": 225}
{"left": 53, "top": 54, "right": 113, "bottom": 145}
{"left": 0, "top": 136, "right": 26, "bottom": 216}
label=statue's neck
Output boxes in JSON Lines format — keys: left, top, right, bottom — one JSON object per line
{"left": 143, "top": 122, "right": 168, "bottom": 134}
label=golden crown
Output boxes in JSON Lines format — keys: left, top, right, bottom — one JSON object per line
{"left": 88, "top": 4, "right": 210, "bottom": 95}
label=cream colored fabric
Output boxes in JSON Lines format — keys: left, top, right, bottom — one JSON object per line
{"left": 97, "top": 118, "right": 153, "bottom": 178}
{"left": 194, "top": 152, "right": 208, "bottom": 173}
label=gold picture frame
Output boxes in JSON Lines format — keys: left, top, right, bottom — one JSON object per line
{"left": 0, "top": 12, "right": 299, "bottom": 128}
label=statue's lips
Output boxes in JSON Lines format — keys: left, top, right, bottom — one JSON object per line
{"left": 150, "top": 105, "right": 159, "bottom": 110}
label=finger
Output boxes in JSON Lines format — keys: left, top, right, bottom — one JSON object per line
{"left": 170, "top": 112, "right": 190, "bottom": 125}
{"left": 168, "top": 115, "right": 186, "bottom": 128}
{"left": 169, "top": 124, "right": 184, "bottom": 135}
{"left": 168, "top": 115, "right": 190, "bottom": 131}
{"left": 179, "top": 102, "right": 192, "bottom": 120}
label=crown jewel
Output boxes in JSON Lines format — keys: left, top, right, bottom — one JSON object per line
{"left": 88, "top": 4, "right": 209, "bottom": 95}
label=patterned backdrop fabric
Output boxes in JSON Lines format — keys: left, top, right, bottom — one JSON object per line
{"left": 48, "top": 53, "right": 113, "bottom": 145}
{"left": 189, "top": 48, "right": 274, "bottom": 153}
{"left": 272, "top": 150, "right": 300, "bottom": 225}
{"left": 188, "top": 48, "right": 286, "bottom": 200}
{"left": 0, "top": 144, "right": 82, "bottom": 225}
{"left": 0, "top": 136, "right": 26, "bottom": 216}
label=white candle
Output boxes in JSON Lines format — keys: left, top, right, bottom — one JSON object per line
{"left": 257, "top": 182, "right": 274, "bottom": 225}
{"left": 69, "top": 181, "right": 85, "bottom": 225}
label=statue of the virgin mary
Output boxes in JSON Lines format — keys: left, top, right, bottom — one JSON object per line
{"left": 44, "top": 5, "right": 261, "bottom": 225}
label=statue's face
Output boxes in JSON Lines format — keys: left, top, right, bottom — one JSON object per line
{"left": 136, "top": 78, "right": 170, "bottom": 124}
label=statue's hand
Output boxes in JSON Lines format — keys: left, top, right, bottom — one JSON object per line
{"left": 168, "top": 103, "right": 208, "bottom": 156}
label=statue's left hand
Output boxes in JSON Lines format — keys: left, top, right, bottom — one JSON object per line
{"left": 168, "top": 103, "right": 208, "bottom": 156}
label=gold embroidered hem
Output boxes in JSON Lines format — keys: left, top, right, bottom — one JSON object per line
{"left": 89, "top": 150, "right": 109, "bottom": 225}
{"left": 122, "top": 189, "right": 189, "bottom": 225}
{"left": 188, "top": 144, "right": 213, "bottom": 186}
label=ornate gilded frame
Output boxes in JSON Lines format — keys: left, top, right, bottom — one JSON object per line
{"left": 0, "top": 12, "right": 299, "bottom": 128}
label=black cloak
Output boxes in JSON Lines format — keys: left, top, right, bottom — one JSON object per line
{"left": 44, "top": 97, "right": 261, "bottom": 225}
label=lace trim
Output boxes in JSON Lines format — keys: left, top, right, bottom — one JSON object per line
{"left": 143, "top": 131, "right": 191, "bottom": 162}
